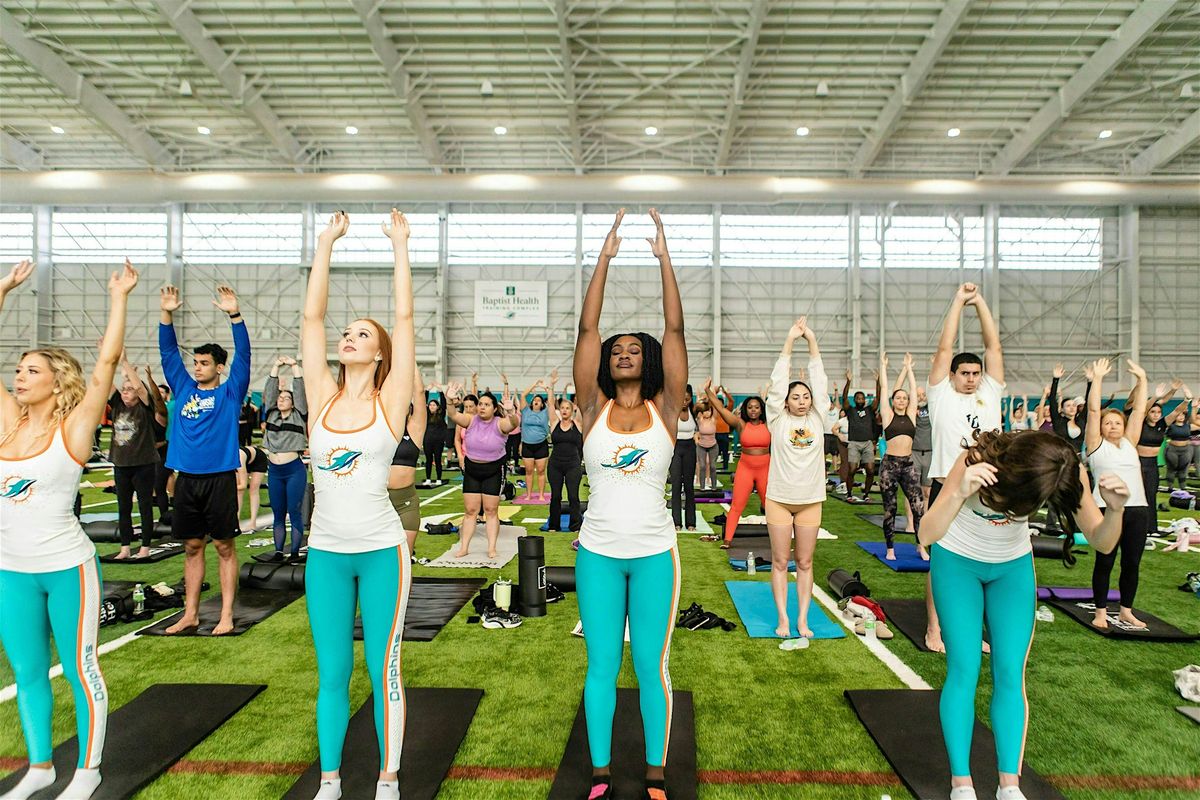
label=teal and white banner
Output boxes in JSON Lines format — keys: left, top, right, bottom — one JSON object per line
{"left": 474, "top": 281, "right": 548, "bottom": 327}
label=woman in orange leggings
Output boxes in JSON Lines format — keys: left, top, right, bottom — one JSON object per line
{"left": 704, "top": 381, "right": 771, "bottom": 548}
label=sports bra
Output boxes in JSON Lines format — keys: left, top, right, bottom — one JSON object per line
{"left": 883, "top": 414, "right": 915, "bottom": 441}
{"left": 1167, "top": 421, "right": 1191, "bottom": 441}
{"left": 1138, "top": 419, "right": 1166, "bottom": 448}
{"left": 392, "top": 427, "right": 421, "bottom": 467}
{"left": 740, "top": 420, "right": 771, "bottom": 449}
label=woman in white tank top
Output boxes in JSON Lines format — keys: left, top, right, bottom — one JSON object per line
{"left": 570, "top": 209, "right": 689, "bottom": 800}
{"left": 0, "top": 258, "right": 140, "bottom": 800}
{"left": 300, "top": 211, "right": 418, "bottom": 800}
{"left": 1084, "top": 356, "right": 1151, "bottom": 631}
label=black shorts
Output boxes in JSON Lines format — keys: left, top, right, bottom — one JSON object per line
{"left": 462, "top": 457, "right": 505, "bottom": 496}
{"left": 521, "top": 441, "right": 549, "bottom": 460}
{"left": 173, "top": 471, "right": 240, "bottom": 540}
{"left": 241, "top": 446, "right": 269, "bottom": 474}
{"left": 824, "top": 433, "right": 838, "bottom": 455}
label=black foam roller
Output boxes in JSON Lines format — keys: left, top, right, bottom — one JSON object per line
{"left": 239, "top": 561, "right": 306, "bottom": 591}
{"left": 1030, "top": 534, "right": 1076, "bottom": 567}
{"left": 545, "top": 566, "right": 576, "bottom": 593}
{"left": 1169, "top": 493, "right": 1197, "bottom": 511}
{"left": 516, "top": 535, "right": 547, "bottom": 617}
{"left": 827, "top": 568, "right": 870, "bottom": 599}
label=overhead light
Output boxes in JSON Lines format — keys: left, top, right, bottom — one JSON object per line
{"left": 1181, "top": 83, "right": 1194, "bottom": 99}
{"left": 178, "top": 78, "right": 192, "bottom": 97}
{"left": 197, "top": 125, "right": 211, "bottom": 135}
{"left": 644, "top": 126, "right": 658, "bottom": 136}
{"left": 345, "top": 125, "right": 358, "bottom": 135}
{"left": 946, "top": 127, "right": 960, "bottom": 138}
{"left": 795, "top": 126, "right": 810, "bottom": 136}
{"left": 493, "top": 125, "right": 507, "bottom": 135}
{"left": 815, "top": 80, "right": 829, "bottom": 97}
{"left": 1098, "top": 129, "right": 1112, "bottom": 139}
{"left": 50, "top": 125, "right": 65, "bottom": 134}
{"left": 481, "top": 79, "right": 494, "bottom": 97}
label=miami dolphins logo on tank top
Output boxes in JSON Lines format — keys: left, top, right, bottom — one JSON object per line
{"left": 0, "top": 476, "right": 36, "bottom": 502}
{"left": 603, "top": 445, "right": 650, "bottom": 475}
{"left": 318, "top": 447, "right": 363, "bottom": 477}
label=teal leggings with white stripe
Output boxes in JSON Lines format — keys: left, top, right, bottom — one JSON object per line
{"left": 306, "top": 545, "right": 411, "bottom": 773}
{"left": 576, "top": 546, "right": 680, "bottom": 769}
{"left": 0, "top": 558, "right": 108, "bottom": 769}
{"left": 930, "top": 544, "right": 1035, "bottom": 778}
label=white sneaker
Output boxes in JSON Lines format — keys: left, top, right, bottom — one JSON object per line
{"left": 375, "top": 780, "right": 400, "bottom": 800}
{"left": 995, "top": 787, "right": 1027, "bottom": 800}
{"left": 313, "top": 778, "right": 342, "bottom": 800}
{"left": 949, "top": 787, "right": 977, "bottom": 800}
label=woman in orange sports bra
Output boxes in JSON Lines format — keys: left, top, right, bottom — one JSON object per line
{"left": 704, "top": 380, "right": 771, "bottom": 548}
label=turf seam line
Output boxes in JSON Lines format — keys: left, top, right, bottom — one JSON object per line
{"left": 810, "top": 584, "right": 931, "bottom": 690}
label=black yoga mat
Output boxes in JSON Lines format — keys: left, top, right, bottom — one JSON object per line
{"left": 0, "top": 683, "right": 264, "bottom": 800}
{"left": 98, "top": 540, "right": 186, "bottom": 564}
{"left": 726, "top": 534, "right": 773, "bottom": 561}
{"left": 1044, "top": 597, "right": 1200, "bottom": 642}
{"left": 855, "top": 513, "right": 918, "bottom": 534}
{"left": 283, "top": 688, "right": 482, "bottom": 800}
{"left": 547, "top": 689, "right": 696, "bottom": 800}
{"left": 353, "top": 577, "right": 485, "bottom": 642}
{"left": 137, "top": 587, "right": 301, "bottom": 637}
{"left": 876, "top": 599, "right": 937, "bottom": 652}
{"left": 845, "top": 689, "right": 1064, "bottom": 800}
{"left": 829, "top": 492, "right": 880, "bottom": 506}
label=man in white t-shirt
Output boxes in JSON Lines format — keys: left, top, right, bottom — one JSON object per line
{"left": 924, "top": 282, "right": 1005, "bottom": 652}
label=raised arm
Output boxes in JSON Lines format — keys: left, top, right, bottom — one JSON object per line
{"left": 288, "top": 358, "right": 307, "bottom": 416}
{"left": 1151, "top": 378, "right": 1181, "bottom": 408}
{"left": 213, "top": 285, "right": 251, "bottom": 400}
{"left": 1125, "top": 361, "right": 1148, "bottom": 445}
{"left": 870, "top": 374, "right": 881, "bottom": 413}
{"left": 302, "top": 211, "right": 348, "bottom": 415}
{"left": 878, "top": 353, "right": 894, "bottom": 428}
{"left": 840, "top": 370, "right": 852, "bottom": 412}
{"left": 379, "top": 209, "right": 416, "bottom": 429}
{"left": 157, "top": 285, "right": 190, "bottom": 393}
{"left": 443, "top": 382, "right": 473, "bottom": 428}
{"left": 144, "top": 366, "right": 168, "bottom": 422}
{"left": 902, "top": 354, "right": 918, "bottom": 422}
{"left": 971, "top": 291, "right": 1004, "bottom": 384}
{"left": 66, "top": 260, "right": 139, "bottom": 461}
{"left": 648, "top": 209, "right": 687, "bottom": 418}
{"left": 931, "top": 283, "right": 975, "bottom": 384}
{"left": 804, "top": 324, "right": 828, "bottom": 415}
{"left": 769, "top": 319, "right": 806, "bottom": 422}
{"left": 117, "top": 352, "right": 149, "bottom": 406}
{"left": 407, "top": 363, "right": 427, "bottom": 447}
{"left": 497, "top": 392, "right": 521, "bottom": 435}
{"left": 573, "top": 209, "right": 623, "bottom": 422}
{"left": 264, "top": 357, "right": 283, "bottom": 411}
{"left": 1085, "top": 358, "right": 1110, "bottom": 452}
{"left": 0, "top": 260, "right": 35, "bottom": 427}
{"left": 704, "top": 378, "right": 742, "bottom": 431}
{"left": 1073, "top": 467, "right": 1128, "bottom": 555}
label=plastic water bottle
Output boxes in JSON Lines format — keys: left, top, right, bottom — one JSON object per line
{"left": 864, "top": 610, "right": 877, "bottom": 641}
{"left": 746, "top": 551, "right": 756, "bottom": 574}
{"left": 1036, "top": 604, "right": 1054, "bottom": 622}
{"left": 133, "top": 584, "right": 145, "bottom": 615}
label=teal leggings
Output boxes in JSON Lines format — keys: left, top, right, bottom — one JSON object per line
{"left": 0, "top": 559, "right": 108, "bottom": 768}
{"left": 576, "top": 546, "right": 680, "bottom": 769}
{"left": 930, "top": 544, "right": 1035, "bottom": 778}
{"left": 306, "top": 545, "right": 410, "bottom": 773}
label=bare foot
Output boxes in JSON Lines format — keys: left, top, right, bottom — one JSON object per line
{"left": 164, "top": 616, "right": 199, "bottom": 635}
{"left": 137, "top": 547, "right": 151, "bottom": 558}
{"left": 1117, "top": 610, "right": 1148, "bottom": 629}
{"left": 487, "top": 550, "right": 497, "bottom": 559}
{"left": 925, "top": 629, "right": 946, "bottom": 653}
{"left": 775, "top": 623, "right": 790, "bottom": 638}
{"left": 114, "top": 547, "right": 131, "bottom": 560}
{"left": 453, "top": 548, "right": 470, "bottom": 559}
{"left": 211, "top": 618, "right": 235, "bottom": 636}
{"left": 798, "top": 625, "right": 814, "bottom": 639}
{"left": 885, "top": 548, "right": 896, "bottom": 561}
{"left": 718, "top": 542, "right": 731, "bottom": 550}
{"left": 1092, "top": 612, "right": 1109, "bottom": 630}
{"left": 918, "top": 546, "right": 929, "bottom": 561}
{"left": 981, "top": 640, "right": 991, "bottom": 654}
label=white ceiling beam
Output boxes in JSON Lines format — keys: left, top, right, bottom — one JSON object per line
{"left": 714, "top": 0, "right": 769, "bottom": 171}
{"left": 555, "top": 0, "right": 582, "bottom": 171}
{"left": 1130, "top": 107, "right": 1200, "bottom": 174}
{"left": 989, "top": 0, "right": 1179, "bottom": 175}
{"left": 0, "top": 131, "right": 45, "bottom": 171}
{"left": 848, "top": 0, "right": 971, "bottom": 176}
{"left": 575, "top": 39, "right": 730, "bottom": 123}
{"left": 150, "top": 0, "right": 306, "bottom": 165}
{"left": 350, "top": 0, "right": 444, "bottom": 173}
{"left": 0, "top": 8, "right": 173, "bottom": 168}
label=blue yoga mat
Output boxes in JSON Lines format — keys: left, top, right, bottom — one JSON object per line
{"left": 857, "top": 541, "right": 930, "bottom": 572}
{"left": 540, "top": 513, "right": 573, "bottom": 532}
{"left": 724, "top": 580, "right": 845, "bottom": 639}
{"left": 729, "top": 558, "right": 794, "bottom": 572}
{"left": 79, "top": 512, "right": 119, "bottom": 523}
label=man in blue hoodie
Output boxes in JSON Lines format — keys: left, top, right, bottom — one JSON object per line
{"left": 159, "top": 284, "right": 250, "bottom": 635}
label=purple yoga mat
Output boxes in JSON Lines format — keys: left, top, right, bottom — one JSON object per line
{"left": 695, "top": 494, "right": 732, "bottom": 503}
{"left": 1037, "top": 586, "right": 1119, "bottom": 601}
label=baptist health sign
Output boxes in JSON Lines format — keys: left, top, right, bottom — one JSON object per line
{"left": 474, "top": 281, "right": 548, "bottom": 327}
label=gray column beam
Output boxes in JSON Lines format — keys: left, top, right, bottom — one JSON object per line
{"left": 848, "top": 203, "right": 862, "bottom": 377}
{"left": 436, "top": 203, "right": 449, "bottom": 381}
{"left": 0, "top": 131, "right": 44, "bottom": 171}
{"left": 32, "top": 205, "right": 52, "bottom": 348}
{"left": 1119, "top": 205, "right": 1140, "bottom": 362}
{"left": 712, "top": 204, "right": 723, "bottom": 383}
{"left": 1130, "top": 107, "right": 1200, "bottom": 174}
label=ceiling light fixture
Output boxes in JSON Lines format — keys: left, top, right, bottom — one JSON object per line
{"left": 946, "top": 127, "right": 960, "bottom": 138}
{"left": 197, "top": 125, "right": 211, "bottom": 135}
{"left": 795, "top": 126, "right": 810, "bottom": 136}
{"left": 178, "top": 78, "right": 192, "bottom": 97}
{"left": 1180, "top": 83, "right": 1193, "bottom": 99}
{"left": 644, "top": 126, "right": 658, "bottom": 136}
{"left": 494, "top": 125, "right": 507, "bottom": 135}
{"left": 50, "top": 125, "right": 65, "bottom": 134}
{"left": 815, "top": 80, "right": 829, "bottom": 97}
{"left": 1098, "top": 129, "right": 1112, "bottom": 139}
{"left": 345, "top": 125, "right": 358, "bottom": 135}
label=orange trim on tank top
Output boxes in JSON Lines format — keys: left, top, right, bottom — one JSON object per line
{"left": 320, "top": 391, "right": 380, "bottom": 435}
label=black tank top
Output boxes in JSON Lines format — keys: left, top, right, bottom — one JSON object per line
{"left": 846, "top": 405, "right": 875, "bottom": 442}
{"left": 883, "top": 415, "right": 915, "bottom": 441}
{"left": 392, "top": 431, "right": 421, "bottom": 467}
{"left": 550, "top": 422, "right": 583, "bottom": 463}
{"left": 1138, "top": 418, "right": 1166, "bottom": 448}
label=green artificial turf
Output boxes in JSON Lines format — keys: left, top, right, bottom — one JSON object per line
{"left": 1, "top": 448, "right": 1198, "bottom": 799}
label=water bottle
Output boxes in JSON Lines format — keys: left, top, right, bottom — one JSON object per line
{"left": 746, "top": 551, "right": 756, "bottom": 574}
{"left": 133, "top": 583, "right": 145, "bottom": 615}
{"left": 1036, "top": 604, "right": 1054, "bottom": 622}
{"left": 864, "top": 610, "right": 877, "bottom": 641}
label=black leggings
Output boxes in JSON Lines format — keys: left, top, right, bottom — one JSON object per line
{"left": 1139, "top": 455, "right": 1159, "bottom": 536}
{"left": 547, "top": 458, "right": 583, "bottom": 532}
{"left": 115, "top": 462, "right": 157, "bottom": 549}
{"left": 1092, "top": 505, "right": 1150, "bottom": 610}
{"left": 669, "top": 439, "right": 696, "bottom": 528}
{"left": 879, "top": 454, "right": 924, "bottom": 548}
{"left": 155, "top": 443, "right": 172, "bottom": 518}
{"left": 506, "top": 433, "right": 522, "bottom": 470}
{"left": 423, "top": 429, "right": 444, "bottom": 482}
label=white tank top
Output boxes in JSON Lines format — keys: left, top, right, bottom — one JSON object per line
{"left": 0, "top": 421, "right": 96, "bottom": 573}
{"left": 937, "top": 494, "right": 1032, "bottom": 564}
{"left": 579, "top": 400, "right": 676, "bottom": 558}
{"left": 309, "top": 393, "right": 406, "bottom": 554}
{"left": 675, "top": 412, "right": 696, "bottom": 441}
{"left": 1087, "top": 437, "right": 1147, "bottom": 508}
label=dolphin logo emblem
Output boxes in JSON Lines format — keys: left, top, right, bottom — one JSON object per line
{"left": 603, "top": 447, "right": 649, "bottom": 474}
{"left": 319, "top": 449, "right": 363, "bottom": 476}
{"left": 1, "top": 477, "right": 36, "bottom": 501}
